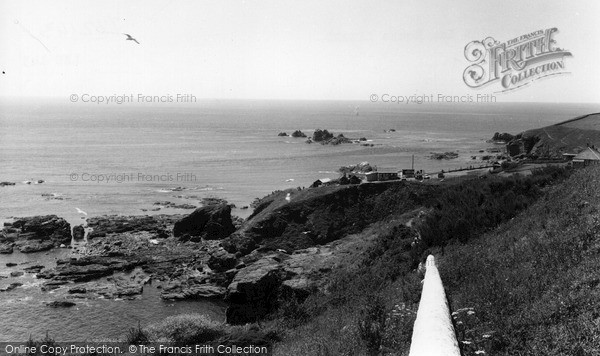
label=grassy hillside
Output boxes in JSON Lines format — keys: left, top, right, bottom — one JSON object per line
{"left": 438, "top": 165, "right": 600, "bottom": 355}
{"left": 99, "top": 165, "right": 581, "bottom": 355}
{"left": 509, "top": 112, "right": 600, "bottom": 157}
{"left": 270, "top": 167, "right": 573, "bottom": 355}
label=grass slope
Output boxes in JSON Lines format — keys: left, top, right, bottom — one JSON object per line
{"left": 438, "top": 165, "right": 600, "bottom": 355}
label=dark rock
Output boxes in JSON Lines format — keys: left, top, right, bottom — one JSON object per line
{"left": 430, "top": 152, "right": 459, "bottom": 160}
{"left": 225, "top": 257, "right": 284, "bottom": 324}
{"left": 277, "top": 132, "right": 288, "bottom": 136}
{"left": 174, "top": 204, "right": 235, "bottom": 240}
{"left": 10, "top": 271, "right": 24, "bottom": 277}
{"left": 23, "top": 265, "right": 45, "bottom": 273}
{"left": 208, "top": 248, "right": 237, "bottom": 272}
{"left": 72, "top": 225, "right": 85, "bottom": 240}
{"left": 0, "top": 282, "right": 23, "bottom": 292}
{"left": 41, "top": 280, "right": 69, "bottom": 291}
{"left": 0, "top": 182, "right": 16, "bottom": 186}
{"left": 153, "top": 201, "right": 196, "bottom": 209}
{"left": 92, "top": 279, "right": 143, "bottom": 299}
{"left": 281, "top": 278, "right": 314, "bottom": 301}
{"left": 0, "top": 243, "right": 13, "bottom": 254}
{"left": 221, "top": 234, "right": 257, "bottom": 255}
{"left": 37, "top": 256, "right": 142, "bottom": 282}
{"left": 86, "top": 215, "right": 174, "bottom": 239}
{"left": 161, "top": 285, "right": 226, "bottom": 300}
{"left": 46, "top": 300, "right": 76, "bottom": 308}
{"left": 5, "top": 263, "right": 17, "bottom": 267}
{"left": 291, "top": 130, "right": 307, "bottom": 138}
{"left": 68, "top": 287, "right": 87, "bottom": 294}
{"left": 19, "top": 241, "right": 54, "bottom": 253}
{"left": 10, "top": 215, "right": 71, "bottom": 245}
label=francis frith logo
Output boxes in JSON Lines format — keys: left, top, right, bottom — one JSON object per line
{"left": 463, "top": 28, "right": 572, "bottom": 92}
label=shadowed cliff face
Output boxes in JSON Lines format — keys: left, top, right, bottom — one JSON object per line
{"left": 223, "top": 182, "right": 438, "bottom": 254}
{"left": 506, "top": 113, "right": 600, "bottom": 158}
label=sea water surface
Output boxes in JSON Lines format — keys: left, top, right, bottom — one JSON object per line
{"left": 0, "top": 99, "right": 599, "bottom": 341}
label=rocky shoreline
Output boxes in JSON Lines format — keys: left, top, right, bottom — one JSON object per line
{"left": 0, "top": 188, "right": 338, "bottom": 321}
{"left": 1, "top": 180, "right": 430, "bottom": 324}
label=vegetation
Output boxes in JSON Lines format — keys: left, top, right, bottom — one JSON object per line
{"left": 438, "top": 165, "right": 600, "bottom": 355}
{"left": 116, "top": 164, "right": 579, "bottom": 355}
{"left": 144, "top": 314, "right": 225, "bottom": 345}
{"left": 418, "top": 165, "right": 571, "bottom": 249}
{"left": 271, "top": 165, "right": 575, "bottom": 354}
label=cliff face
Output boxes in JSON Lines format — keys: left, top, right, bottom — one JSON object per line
{"left": 223, "top": 182, "right": 438, "bottom": 254}
{"left": 506, "top": 113, "right": 600, "bottom": 158}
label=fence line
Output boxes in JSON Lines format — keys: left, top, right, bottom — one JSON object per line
{"left": 408, "top": 255, "right": 461, "bottom": 356}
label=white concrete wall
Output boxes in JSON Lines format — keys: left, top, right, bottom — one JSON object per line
{"left": 409, "top": 255, "right": 461, "bottom": 356}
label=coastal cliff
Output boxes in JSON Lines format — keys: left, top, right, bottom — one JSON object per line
{"left": 505, "top": 112, "right": 600, "bottom": 158}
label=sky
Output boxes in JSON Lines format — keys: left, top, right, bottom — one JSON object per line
{"left": 0, "top": 0, "right": 599, "bottom": 103}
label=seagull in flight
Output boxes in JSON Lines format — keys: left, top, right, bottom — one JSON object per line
{"left": 123, "top": 33, "right": 140, "bottom": 44}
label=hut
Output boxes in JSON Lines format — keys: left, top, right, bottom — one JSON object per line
{"left": 572, "top": 147, "right": 600, "bottom": 168}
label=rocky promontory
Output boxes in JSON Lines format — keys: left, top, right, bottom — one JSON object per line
{"left": 504, "top": 112, "right": 600, "bottom": 158}
{"left": 1, "top": 180, "right": 438, "bottom": 325}
{"left": 0, "top": 215, "right": 71, "bottom": 253}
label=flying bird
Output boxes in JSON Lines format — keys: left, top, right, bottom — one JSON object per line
{"left": 75, "top": 208, "right": 88, "bottom": 216}
{"left": 123, "top": 33, "right": 140, "bottom": 44}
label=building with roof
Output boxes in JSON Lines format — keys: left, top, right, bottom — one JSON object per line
{"left": 572, "top": 147, "right": 600, "bottom": 168}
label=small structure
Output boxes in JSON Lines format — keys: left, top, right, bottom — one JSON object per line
{"left": 401, "top": 169, "right": 415, "bottom": 178}
{"left": 365, "top": 171, "right": 399, "bottom": 182}
{"left": 378, "top": 171, "right": 399, "bottom": 181}
{"left": 310, "top": 178, "right": 332, "bottom": 188}
{"left": 365, "top": 171, "right": 379, "bottom": 182}
{"left": 348, "top": 175, "right": 362, "bottom": 184}
{"left": 562, "top": 153, "right": 577, "bottom": 161}
{"left": 572, "top": 147, "right": 600, "bottom": 168}
{"left": 489, "top": 162, "right": 502, "bottom": 173}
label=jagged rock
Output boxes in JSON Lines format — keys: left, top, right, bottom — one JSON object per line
{"left": 72, "top": 225, "right": 85, "bottom": 240}
{"left": 291, "top": 130, "right": 307, "bottom": 138}
{"left": 0, "top": 182, "right": 16, "bottom": 186}
{"left": 38, "top": 256, "right": 141, "bottom": 282}
{"left": 161, "top": 285, "right": 226, "bottom": 300}
{"left": 10, "top": 271, "right": 24, "bottom": 277}
{"left": 19, "top": 241, "right": 54, "bottom": 253}
{"left": 41, "top": 280, "right": 69, "bottom": 291}
{"left": 0, "top": 243, "right": 13, "bottom": 254}
{"left": 173, "top": 204, "right": 235, "bottom": 240}
{"left": 0, "top": 282, "right": 23, "bottom": 292}
{"left": 281, "top": 278, "right": 314, "bottom": 300}
{"left": 68, "top": 287, "right": 87, "bottom": 294}
{"left": 430, "top": 152, "right": 459, "bottom": 160}
{"left": 46, "top": 300, "right": 76, "bottom": 308}
{"left": 87, "top": 215, "right": 174, "bottom": 239}
{"left": 221, "top": 234, "right": 258, "bottom": 255}
{"left": 208, "top": 248, "right": 237, "bottom": 272}
{"left": 10, "top": 215, "right": 71, "bottom": 245}
{"left": 225, "top": 257, "right": 285, "bottom": 324}
{"left": 93, "top": 280, "right": 143, "bottom": 299}
{"left": 23, "top": 265, "right": 45, "bottom": 273}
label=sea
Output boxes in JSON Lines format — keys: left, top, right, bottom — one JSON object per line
{"left": 1, "top": 99, "right": 599, "bottom": 341}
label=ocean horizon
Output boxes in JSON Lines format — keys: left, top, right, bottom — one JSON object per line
{"left": 1, "top": 99, "right": 600, "bottom": 341}
{"left": 2, "top": 99, "right": 598, "bottom": 226}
